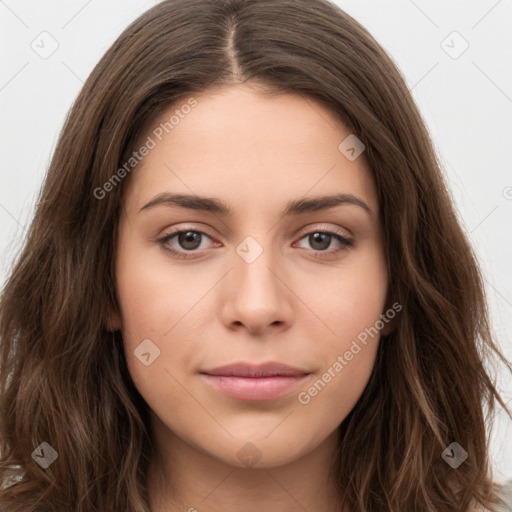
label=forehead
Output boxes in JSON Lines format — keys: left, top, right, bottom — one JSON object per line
{"left": 122, "top": 83, "right": 377, "bottom": 218}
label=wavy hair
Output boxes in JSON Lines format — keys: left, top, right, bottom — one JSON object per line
{"left": 1, "top": 0, "right": 511, "bottom": 510}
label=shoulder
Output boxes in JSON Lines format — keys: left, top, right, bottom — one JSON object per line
{"left": 470, "top": 479, "right": 512, "bottom": 512}
{"left": 495, "top": 478, "right": 512, "bottom": 510}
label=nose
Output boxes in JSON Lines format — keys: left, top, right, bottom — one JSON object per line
{"left": 220, "top": 242, "right": 293, "bottom": 336}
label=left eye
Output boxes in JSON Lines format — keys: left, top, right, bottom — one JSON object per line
{"left": 158, "top": 229, "right": 353, "bottom": 259}
{"left": 295, "top": 231, "right": 353, "bottom": 253}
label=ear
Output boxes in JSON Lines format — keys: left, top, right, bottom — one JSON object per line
{"left": 105, "top": 307, "right": 121, "bottom": 332}
{"left": 380, "top": 317, "right": 395, "bottom": 336}
{"left": 380, "top": 295, "right": 400, "bottom": 336}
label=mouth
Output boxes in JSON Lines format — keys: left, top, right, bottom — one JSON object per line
{"left": 199, "top": 362, "right": 311, "bottom": 401}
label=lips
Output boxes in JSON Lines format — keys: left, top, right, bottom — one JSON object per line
{"left": 201, "top": 362, "right": 309, "bottom": 377}
{"left": 199, "top": 362, "right": 311, "bottom": 401}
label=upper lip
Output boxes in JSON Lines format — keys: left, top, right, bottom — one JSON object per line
{"left": 200, "top": 362, "right": 310, "bottom": 377}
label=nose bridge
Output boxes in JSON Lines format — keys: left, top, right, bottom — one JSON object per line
{"left": 222, "top": 232, "right": 292, "bottom": 333}
{"left": 234, "top": 233, "right": 282, "bottom": 301}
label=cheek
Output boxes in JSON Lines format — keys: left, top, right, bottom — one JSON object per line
{"left": 293, "top": 242, "right": 387, "bottom": 410}
{"left": 115, "top": 237, "right": 203, "bottom": 340}
{"left": 116, "top": 268, "right": 171, "bottom": 338}
{"left": 301, "top": 239, "right": 388, "bottom": 348}
{"left": 295, "top": 343, "right": 378, "bottom": 446}
{"left": 295, "top": 292, "right": 386, "bottom": 432}
{"left": 114, "top": 239, "right": 213, "bottom": 399}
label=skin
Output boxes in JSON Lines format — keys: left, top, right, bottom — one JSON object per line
{"left": 110, "top": 82, "right": 390, "bottom": 512}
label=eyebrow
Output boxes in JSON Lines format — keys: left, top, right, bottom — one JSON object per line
{"left": 139, "top": 192, "right": 373, "bottom": 217}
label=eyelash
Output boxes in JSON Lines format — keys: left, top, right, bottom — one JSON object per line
{"left": 157, "top": 227, "right": 354, "bottom": 260}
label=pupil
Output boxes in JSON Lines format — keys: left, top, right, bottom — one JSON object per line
{"left": 179, "top": 231, "right": 201, "bottom": 250}
{"left": 310, "top": 233, "right": 330, "bottom": 250}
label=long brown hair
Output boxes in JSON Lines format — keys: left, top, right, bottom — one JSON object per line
{"left": 1, "top": 0, "right": 510, "bottom": 510}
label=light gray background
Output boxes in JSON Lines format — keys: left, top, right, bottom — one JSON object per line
{"left": 1, "top": 0, "right": 511, "bottom": 481}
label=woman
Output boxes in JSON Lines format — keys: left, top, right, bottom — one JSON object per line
{"left": 0, "top": 0, "right": 511, "bottom": 510}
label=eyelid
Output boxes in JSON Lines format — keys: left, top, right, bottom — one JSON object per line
{"left": 159, "top": 223, "right": 351, "bottom": 244}
{"left": 294, "top": 222, "right": 352, "bottom": 240}
{"left": 158, "top": 224, "right": 218, "bottom": 241}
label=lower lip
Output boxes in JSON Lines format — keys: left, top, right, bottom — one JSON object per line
{"left": 200, "top": 374, "right": 310, "bottom": 401}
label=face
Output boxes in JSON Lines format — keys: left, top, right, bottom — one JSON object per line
{"left": 112, "top": 83, "right": 389, "bottom": 469}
